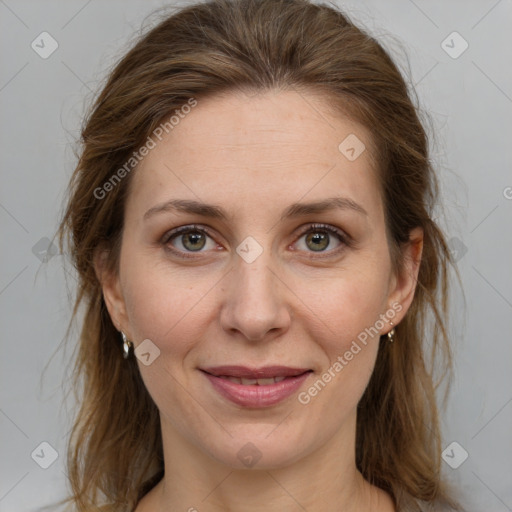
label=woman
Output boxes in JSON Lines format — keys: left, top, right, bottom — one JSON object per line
{"left": 56, "top": 0, "right": 462, "bottom": 510}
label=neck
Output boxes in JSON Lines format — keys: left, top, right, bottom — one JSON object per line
{"left": 142, "top": 413, "right": 393, "bottom": 512}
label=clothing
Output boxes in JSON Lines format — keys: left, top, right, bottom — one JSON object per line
{"left": 396, "top": 491, "right": 461, "bottom": 512}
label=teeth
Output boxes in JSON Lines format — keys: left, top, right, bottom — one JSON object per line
{"left": 218, "top": 375, "right": 289, "bottom": 385}
{"left": 256, "top": 378, "right": 275, "bottom": 385}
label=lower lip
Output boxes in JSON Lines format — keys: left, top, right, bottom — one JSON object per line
{"left": 201, "top": 371, "right": 311, "bottom": 408}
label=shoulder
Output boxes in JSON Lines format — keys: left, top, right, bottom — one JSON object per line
{"left": 396, "top": 492, "right": 461, "bottom": 512}
{"left": 85, "top": 506, "right": 125, "bottom": 512}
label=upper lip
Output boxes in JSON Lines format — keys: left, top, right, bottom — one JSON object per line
{"left": 200, "top": 366, "right": 312, "bottom": 379}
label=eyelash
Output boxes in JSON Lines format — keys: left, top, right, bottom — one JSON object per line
{"left": 161, "top": 223, "right": 351, "bottom": 260}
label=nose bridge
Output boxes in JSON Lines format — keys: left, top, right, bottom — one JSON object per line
{"left": 237, "top": 252, "right": 274, "bottom": 295}
{"left": 220, "top": 245, "right": 290, "bottom": 341}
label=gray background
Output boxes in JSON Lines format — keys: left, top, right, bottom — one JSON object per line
{"left": 1, "top": 0, "right": 511, "bottom": 510}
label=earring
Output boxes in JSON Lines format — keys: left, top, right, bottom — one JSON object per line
{"left": 387, "top": 322, "right": 395, "bottom": 343}
{"left": 121, "top": 331, "right": 133, "bottom": 359}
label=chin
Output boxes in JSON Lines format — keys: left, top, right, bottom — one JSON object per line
{"left": 201, "top": 428, "right": 315, "bottom": 471}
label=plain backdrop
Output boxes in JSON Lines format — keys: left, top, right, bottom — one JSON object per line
{"left": 1, "top": 1, "right": 511, "bottom": 510}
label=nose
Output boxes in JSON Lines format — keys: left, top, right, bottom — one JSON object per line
{"left": 219, "top": 253, "right": 291, "bottom": 342}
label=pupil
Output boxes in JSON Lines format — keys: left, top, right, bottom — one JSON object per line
{"left": 306, "top": 231, "right": 329, "bottom": 251}
{"left": 183, "top": 232, "right": 205, "bottom": 251}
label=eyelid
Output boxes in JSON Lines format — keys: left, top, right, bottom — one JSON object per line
{"left": 161, "top": 223, "right": 215, "bottom": 244}
{"left": 291, "top": 222, "right": 352, "bottom": 259}
{"left": 161, "top": 222, "right": 352, "bottom": 259}
{"left": 294, "top": 223, "right": 351, "bottom": 244}
{"left": 161, "top": 224, "right": 220, "bottom": 260}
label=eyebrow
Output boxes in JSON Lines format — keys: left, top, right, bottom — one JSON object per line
{"left": 143, "top": 196, "right": 368, "bottom": 222}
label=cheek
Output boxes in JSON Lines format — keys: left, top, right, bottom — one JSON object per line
{"left": 301, "top": 269, "right": 390, "bottom": 346}
{"left": 295, "top": 269, "right": 389, "bottom": 398}
{"left": 121, "top": 253, "right": 214, "bottom": 352}
{"left": 120, "top": 256, "right": 213, "bottom": 426}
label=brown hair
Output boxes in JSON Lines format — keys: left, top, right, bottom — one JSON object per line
{"left": 55, "top": 0, "right": 460, "bottom": 510}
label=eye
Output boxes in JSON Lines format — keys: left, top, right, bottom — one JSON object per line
{"left": 294, "top": 223, "right": 349, "bottom": 255}
{"left": 162, "top": 224, "right": 218, "bottom": 258}
{"left": 161, "top": 223, "right": 351, "bottom": 260}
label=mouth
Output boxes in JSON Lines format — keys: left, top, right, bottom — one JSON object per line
{"left": 199, "top": 366, "right": 313, "bottom": 408}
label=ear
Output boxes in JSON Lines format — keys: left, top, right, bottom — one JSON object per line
{"left": 93, "top": 246, "right": 129, "bottom": 334}
{"left": 385, "top": 227, "right": 424, "bottom": 328}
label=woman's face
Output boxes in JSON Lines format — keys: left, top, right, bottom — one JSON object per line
{"left": 100, "top": 89, "right": 420, "bottom": 469}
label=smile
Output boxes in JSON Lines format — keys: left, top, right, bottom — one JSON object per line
{"left": 200, "top": 366, "right": 313, "bottom": 408}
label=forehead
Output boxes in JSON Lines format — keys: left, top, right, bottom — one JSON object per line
{"left": 127, "top": 89, "right": 381, "bottom": 220}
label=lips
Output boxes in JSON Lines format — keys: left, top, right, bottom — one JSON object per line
{"left": 216, "top": 375, "right": 286, "bottom": 385}
{"left": 200, "top": 366, "right": 313, "bottom": 408}
{"left": 200, "top": 365, "right": 311, "bottom": 379}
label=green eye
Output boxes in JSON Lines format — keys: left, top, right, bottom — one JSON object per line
{"left": 163, "top": 225, "right": 216, "bottom": 256}
{"left": 305, "top": 231, "right": 330, "bottom": 251}
{"left": 295, "top": 224, "right": 348, "bottom": 254}
{"left": 162, "top": 222, "right": 350, "bottom": 260}
{"left": 181, "top": 232, "right": 207, "bottom": 251}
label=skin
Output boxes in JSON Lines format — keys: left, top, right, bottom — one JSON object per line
{"left": 96, "top": 89, "right": 423, "bottom": 512}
